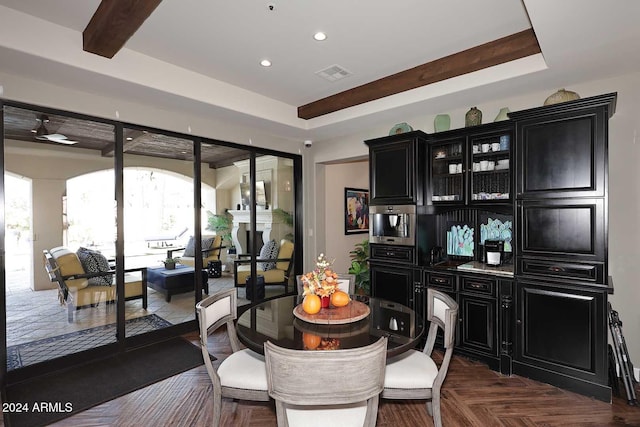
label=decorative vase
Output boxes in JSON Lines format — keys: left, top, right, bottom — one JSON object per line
{"left": 321, "top": 296, "right": 330, "bottom": 309}
{"left": 164, "top": 262, "right": 176, "bottom": 270}
{"left": 434, "top": 114, "right": 450, "bottom": 132}
{"left": 465, "top": 107, "right": 482, "bottom": 127}
{"left": 389, "top": 122, "right": 413, "bottom": 135}
{"left": 544, "top": 89, "right": 580, "bottom": 106}
{"left": 494, "top": 107, "right": 510, "bottom": 122}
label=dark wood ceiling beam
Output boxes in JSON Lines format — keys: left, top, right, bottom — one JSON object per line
{"left": 83, "top": 0, "right": 163, "bottom": 58}
{"left": 298, "top": 29, "right": 541, "bottom": 120}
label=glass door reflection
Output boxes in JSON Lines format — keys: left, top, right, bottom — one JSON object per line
{"left": 123, "top": 129, "right": 197, "bottom": 336}
{"left": 3, "top": 105, "right": 118, "bottom": 370}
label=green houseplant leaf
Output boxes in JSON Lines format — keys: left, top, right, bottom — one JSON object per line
{"left": 206, "top": 210, "right": 234, "bottom": 249}
{"left": 348, "top": 239, "right": 370, "bottom": 295}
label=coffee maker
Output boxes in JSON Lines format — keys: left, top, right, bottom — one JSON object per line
{"left": 484, "top": 240, "right": 506, "bottom": 266}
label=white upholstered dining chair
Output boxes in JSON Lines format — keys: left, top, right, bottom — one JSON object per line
{"left": 196, "top": 288, "right": 270, "bottom": 427}
{"left": 381, "top": 288, "right": 458, "bottom": 427}
{"left": 264, "top": 336, "right": 388, "bottom": 427}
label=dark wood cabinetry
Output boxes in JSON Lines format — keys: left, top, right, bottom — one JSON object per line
{"left": 512, "top": 94, "right": 615, "bottom": 199}
{"left": 514, "top": 279, "right": 609, "bottom": 401}
{"left": 424, "top": 270, "right": 509, "bottom": 373}
{"left": 365, "top": 131, "right": 428, "bottom": 205}
{"left": 370, "top": 262, "right": 421, "bottom": 315}
{"left": 428, "top": 122, "right": 513, "bottom": 205}
{"left": 510, "top": 93, "right": 616, "bottom": 401}
{"left": 370, "top": 244, "right": 415, "bottom": 264}
{"left": 458, "top": 276, "right": 497, "bottom": 351}
{"left": 517, "top": 197, "right": 606, "bottom": 284}
{"left": 366, "top": 92, "right": 616, "bottom": 402}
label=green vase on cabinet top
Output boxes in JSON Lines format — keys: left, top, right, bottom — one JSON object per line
{"left": 494, "top": 107, "right": 510, "bottom": 121}
{"left": 434, "top": 114, "right": 451, "bottom": 132}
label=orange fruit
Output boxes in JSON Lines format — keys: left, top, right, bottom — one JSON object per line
{"left": 330, "top": 291, "right": 350, "bottom": 307}
{"left": 302, "top": 294, "right": 321, "bottom": 314}
{"left": 302, "top": 333, "right": 322, "bottom": 350}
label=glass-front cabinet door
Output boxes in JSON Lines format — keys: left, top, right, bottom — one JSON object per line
{"left": 469, "top": 131, "right": 512, "bottom": 203}
{"left": 429, "top": 126, "right": 513, "bottom": 206}
{"left": 430, "top": 138, "right": 464, "bottom": 204}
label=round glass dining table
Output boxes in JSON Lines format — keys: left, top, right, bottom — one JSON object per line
{"left": 236, "top": 295, "right": 424, "bottom": 357}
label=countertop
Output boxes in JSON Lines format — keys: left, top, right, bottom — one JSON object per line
{"left": 456, "top": 261, "right": 514, "bottom": 277}
{"left": 429, "top": 260, "right": 514, "bottom": 278}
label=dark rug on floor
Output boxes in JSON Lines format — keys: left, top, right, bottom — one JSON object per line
{"left": 7, "top": 314, "right": 173, "bottom": 370}
{"left": 4, "top": 337, "right": 206, "bottom": 427}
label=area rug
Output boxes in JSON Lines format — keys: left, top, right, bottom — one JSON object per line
{"left": 6, "top": 314, "right": 173, "bottom": 370}
{"left": 4, "top": 337, "right": 205, "bottom": 427}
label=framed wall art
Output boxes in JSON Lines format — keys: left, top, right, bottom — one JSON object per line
{"left": 344, "top": 188, "right": 369, "bottom": 235}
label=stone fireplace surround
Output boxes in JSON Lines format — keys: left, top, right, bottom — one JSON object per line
{"left": 228, "top": 209, "right": 287, "bottom": 255}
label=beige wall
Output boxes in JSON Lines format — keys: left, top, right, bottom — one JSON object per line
{"left": 309, "top": 71, "right": 640, "bottom": 368}
{"left": 320, "top": 161, "right": 369, "bottom": 274}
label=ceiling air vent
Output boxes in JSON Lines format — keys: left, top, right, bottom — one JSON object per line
{"left": 315, "top": 64, "right": 352, "bottom": 82}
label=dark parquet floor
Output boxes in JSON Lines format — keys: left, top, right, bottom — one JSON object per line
{"left": 44, "top": 327, "right": 640, "bottom": 427}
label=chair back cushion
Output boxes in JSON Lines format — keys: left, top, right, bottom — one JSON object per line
{"left": 428, "top": 289, "right": 459, "bottom": 348}
{"left": 77, "top": 247, "right": 112, "bottom": 286}
{"left": 259, "top": 239, "right": 279, "bottom": 271}
{"left": 209, "top": 235, "right": 222, "bottom": 258}
{"left": 49, "top": 246, "right": 88, "bottom": 290}
{"left": 276, "top": 240, "right": 294, "bottom": 271}
{"left": 265, "top": 337, "right": 387, "bottom": 406}
{"left": 183, "top": 235, "right": 216, "bottom": 257}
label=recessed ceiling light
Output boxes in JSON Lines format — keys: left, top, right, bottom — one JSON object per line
{"left": 126, "top": 137, "right": 133, "bottom": 141}
{"left": 260, "top": 59, "right": 272, "bottom": 67}
{"left": 313, "top": 32, "right": 327, "bottom": 41}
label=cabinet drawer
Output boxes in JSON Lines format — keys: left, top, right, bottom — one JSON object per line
{"left": 370, "top": 245, "right": 415, "bottom": 264}
{"left": 518, "top": 258, "right": 604, "bottom": 285}
{"left": 426, "top": 272, "right": 456, "bottom": 292}
{"left": 460, "top": 276, "right": 495, "bottom": 297}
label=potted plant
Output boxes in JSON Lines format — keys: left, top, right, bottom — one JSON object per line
{"left": 163, "top": 256, "right": 180, "bottom": 270}
{"left": 207, "top": 209, "right": 236, "bottom": 254}
{"left": 348, "top": 239, "right": 370, "bottom": 295}
{"left": 272, "top": 208, "right": 294, "bottom": 242}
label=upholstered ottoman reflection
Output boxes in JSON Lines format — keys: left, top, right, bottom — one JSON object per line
{"left": 146, "top": 265, "right": 208, "bottom": 302}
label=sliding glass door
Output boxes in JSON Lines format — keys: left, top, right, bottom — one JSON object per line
{"left": 3, "top": 104, "right": 119, "bottom": 371}
{"left": 122, "top": 127, "right": 197, "bottom": 337}
{"left": 1, "top": 100, "right": 302, "bottom": 382}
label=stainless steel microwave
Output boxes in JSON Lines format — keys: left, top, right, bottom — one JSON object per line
{"left": 369, "top": 205, "right": 416, "bottom": 246}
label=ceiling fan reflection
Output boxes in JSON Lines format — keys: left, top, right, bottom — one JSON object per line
{"left": 32, "top": 115, "right": 79, "bottom": 145}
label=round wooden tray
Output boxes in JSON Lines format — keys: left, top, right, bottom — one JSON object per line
{"left": 293, "top": 300, "right": 370, "bottom": 324}
{"left": 293, "top": 318, "right": 369, "bottom": 338}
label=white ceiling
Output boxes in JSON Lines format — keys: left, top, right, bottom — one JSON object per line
{"left": 0, "top": 0, "right": 639, "bottom": 143}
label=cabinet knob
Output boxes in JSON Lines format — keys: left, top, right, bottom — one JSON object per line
{"left": 516, "top": 319, "right": 522, "bottom": 325}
